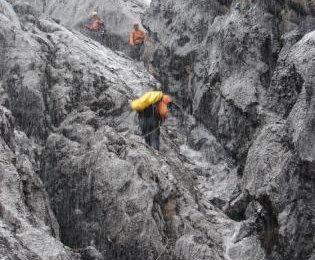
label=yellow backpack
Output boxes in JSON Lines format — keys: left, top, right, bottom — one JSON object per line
{"left": 130, "top": 91, "right": 163, "bottom": 111}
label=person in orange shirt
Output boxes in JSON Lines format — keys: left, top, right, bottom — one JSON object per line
{"left": 129, "top": 22, "right": 146, "bottom": 61}
{"left": 86, "top": 12, "right": 104, "bottom": 32}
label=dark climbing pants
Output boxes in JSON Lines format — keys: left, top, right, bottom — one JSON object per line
{"left": 144, "top": 127, "right": 160, "bottom": 150}
{"left": 138, "top": 107, "right": 160, "bottom": 150}
{"left": 95, "top": 29, "right": 106, "bottom": 44}
{"left": 133, "top": 43, "right": 144, "bottom": 61}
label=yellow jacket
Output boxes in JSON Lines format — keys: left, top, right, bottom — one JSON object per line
{"left": 130, "top": 91, "right": 163, "bottom": 111}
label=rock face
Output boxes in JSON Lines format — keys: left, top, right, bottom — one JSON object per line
{"left": 0, "top": 0, "right": 314, "bottom": 260}
{"left": 144, "top": 0, "right": 315, "bottom": 259}
{"left": 24, "top": 0, "right": 149, "bottom": 52}
{"left": 0, "top": 1, "right": 244, "bottom": 260}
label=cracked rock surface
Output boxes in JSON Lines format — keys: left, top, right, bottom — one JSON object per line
{"left": 0, "top": 0, "right": 314, "bottom": 260}
{"left": 0, "top": 1, "right": 242, "bottom": 259}
{"left": 23, "top": 0, "right": 149, "bottom": 52}
{"left": 144, "top": 0, "right": 315, "bottom": 259}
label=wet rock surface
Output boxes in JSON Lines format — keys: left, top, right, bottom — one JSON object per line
{"left": 23, "top": 0, "right": 149, "bottom": 52}
{"left": 0, "top": 0, "right": 314, "bottom": 260}
{"left": 144, "top": 0, "right": 315, "bottom": 259}
{"left": 0, "top": 1, "right": 234, "bottom": 259}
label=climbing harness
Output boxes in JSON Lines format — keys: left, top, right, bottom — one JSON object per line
{"left": 138, "top": 101, "right": 187, "bottom": 138}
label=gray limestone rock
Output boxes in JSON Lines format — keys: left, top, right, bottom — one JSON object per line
{"left": 0, "top": 0, "right": 314, "bottom": 259}
{"left": 144, "top": 0, "right": 315, "bottom": 259}
{"left": 20, "top": 0, "right": 149, "bottom": 52}
{"left": 81, "top": 246, "right": 104, "bottom": 260}
{"left": 1, "top": 1, "right": 238, "bottom": 259}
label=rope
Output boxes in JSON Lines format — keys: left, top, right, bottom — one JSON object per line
{"left": 172, "top": 101, "right": 193, "bottom": 120}
{"left": 141, "top": 124, "right": 161, "bottom": 138}
{"left": 155, "top": 238, "right": 169, "bottom": 260}
{"left": 137, "top": 100, "right": 190, "bottom": 140}
{"left": 139, "top": 101, "right": 188, "bottom": 139}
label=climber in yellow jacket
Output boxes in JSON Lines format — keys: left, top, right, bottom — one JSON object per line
{"left": 131, "top": 91, "right": 172, "bottom": 150}
{"left": 129, "top": 22, "right": 146, "bottom": 61}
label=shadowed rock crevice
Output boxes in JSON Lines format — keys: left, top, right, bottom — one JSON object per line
{"left": 0, "top": 0, "right": 314, "bottom": 259}
{"left": 144, "top": 0, "right": 315, "bottom": 259}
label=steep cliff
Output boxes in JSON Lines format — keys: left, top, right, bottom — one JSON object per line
{"left": 0, "top": 0, "right": 314, "bottom": 259}
{"left": 23, "top": 0, "right": 149, "bottom": 52}
{"left": 0, "top": 1, "right": 260, "bottom": 259}
{"left": 144, "top": 0, "right": 315, "bottom": 259}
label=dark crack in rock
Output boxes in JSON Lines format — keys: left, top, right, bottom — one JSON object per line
{"left": 144, "top": 0, "right": 315, "bottom": 259}
{"left": 0, "top": 0, "right": 314, "bottom": 259}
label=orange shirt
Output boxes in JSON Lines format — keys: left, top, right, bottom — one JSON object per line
{"left": 89, "top": 18, "right": 104, "bottom": 31}
{"left": 129, "top": 30, "right": 145, "bottom": 45}
{"left": 157, "top": 95, "right": 172, "bottom": 120}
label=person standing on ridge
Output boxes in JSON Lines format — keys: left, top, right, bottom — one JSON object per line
{"left": 130, "top": 91, "right": 172, "bottom": 150}
{"left": 86, "top": 11, "right": 105, "bottom": 40}
{"left": 129, "top": 22, "right": 146, "bottom": 61}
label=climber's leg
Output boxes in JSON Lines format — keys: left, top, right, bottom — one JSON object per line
{"left": 139, "top": 43, "right": 144, "bottom": 61}
{"left": 150, "top": 128, "right": 160, "bottom": 150}
{"left": 134, "top": 44, "right": 142, "bottom": 61}
{"left": 145, "top": 135, "right": 151, "bottom": 146}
